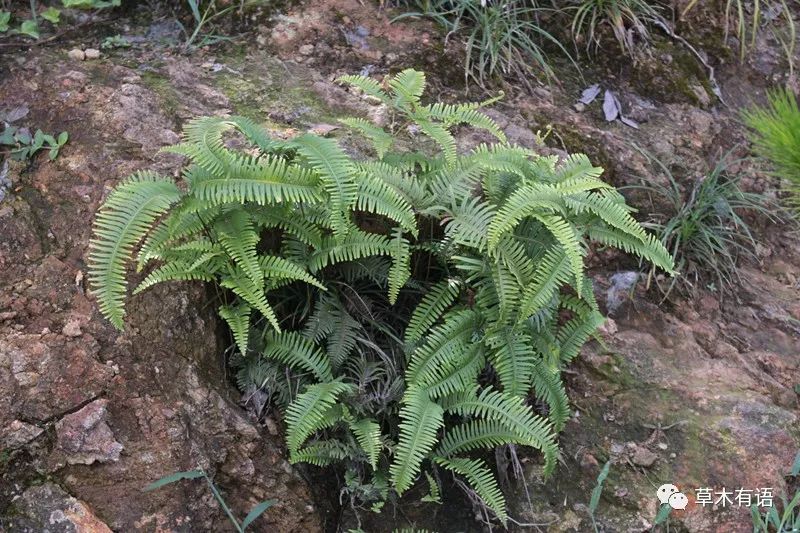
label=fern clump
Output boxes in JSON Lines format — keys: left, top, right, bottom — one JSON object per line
{"left": 89, "top": 69, "right": 673, "bottom": 525}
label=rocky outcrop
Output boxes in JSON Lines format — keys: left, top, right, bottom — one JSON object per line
{"left": 0, "top": 48, "right": 320, "bottom": 532}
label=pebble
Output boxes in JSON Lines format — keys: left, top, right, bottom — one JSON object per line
{"left": 84, "top": 48, "right": 101, "bottom": 60}
{"left": 67, "top": 49, "right": 85, "bottom": 61}
{"left": 62, "top": 320, "right": 82, "bottom": 338}
{"left": 299, "top": 44, "right": 314, "bottom": 55}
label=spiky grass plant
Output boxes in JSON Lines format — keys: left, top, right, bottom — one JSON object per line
{"left": 569, "top": 0, "right": 664, "bottom": 56}
{"left": 394, "top": 0, "right": 573, "bottom": 87}
{"left": 89, "top": 69, "right": 673, "bottom": 525}
{"left": 629, "top": 150, "right": 775, "bottom": 299}
{"left": 743, "top": 88, "right": 800, "bottom": 212}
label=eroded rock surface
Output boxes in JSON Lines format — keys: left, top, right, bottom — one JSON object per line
{"left": 0, "top": 45, "right": 321, "bottom": 532}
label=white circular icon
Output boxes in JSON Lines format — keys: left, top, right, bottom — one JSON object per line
{"left": 668, "top": 492, "right": 689, "bottom": 510}
{"left": 657, "top": 484, "right": 680, "bottom": 504}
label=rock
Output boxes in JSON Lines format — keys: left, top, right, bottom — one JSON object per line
{"left": 62, "top": 319, "right": 82, "bottom": 338}
{"left": 53, "top": 399, "right": 123, "bottom": 466}
{"left": 299, "top": 44, "right": 314, "bottom": 55}
{"left": 84, "top": 48, "right": 101, "bottom": 60}
{"left": 5, "top": 483, "right": 112, "bottom": 533}
{"left": 2, "top": 419, "right": 43, "bottom": 449}
{"left": 67, "top": 49, "right": 85, "bottom": 61}
{"left": 631, "top": 445, "right": 658, "bottom": 467}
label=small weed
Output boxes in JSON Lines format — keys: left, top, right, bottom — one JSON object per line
{"left": 588, "top": 460, "right": 610, "bottom": 532}
{"left": 101, "top": 34, "right": 131, "bottom": 49}
{"left": 628, "top": 149, "right": 776, "bottom": 300}
{"left": 750, "top": 451, "right": 800, "bottom": 532}
{"left": 0, "top": 126, "right": 68, "bottom": 161}
{"left": 145, "top": 469, "right": 276, "bottom": 532}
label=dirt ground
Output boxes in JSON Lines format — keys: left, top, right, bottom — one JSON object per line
{"left": 0, "top": 1, "right": 798, "bottom": 532}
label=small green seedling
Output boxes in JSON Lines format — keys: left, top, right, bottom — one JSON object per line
{"left": 0, "top": 11, "right": 10, "bottom": 32}
{"left": 145, "top": 469, "right": 276, "bottom": 532}
{"left": 41, "top": 7, "right": 62, "bottom": 24}
{"left": 1, "top": 127, "right": 68, "bottom": 161}
{"left": 101, "top": 34, "right": 131, "bottom": 49}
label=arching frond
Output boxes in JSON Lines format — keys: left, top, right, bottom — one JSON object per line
{"left": 434, "top": 457, "right": 508, "bottom": 524}
{"left": 88, "top": 172, "right": 181, "bottom": 329}
{"left": 390, "top": 385, "right": 444, "bottom": 495}
{"left": 286, "top": 379, "right": 353, "bottom": 454}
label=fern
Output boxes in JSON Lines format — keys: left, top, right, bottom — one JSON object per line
{"left": 434, "top": 457, "right": 508, "bottom": 524}
{"left": 390, "top": 385, "right": 444, "bottom": 495}
{"left": 405, "top": 280, "right": 461, "bottom": 344}
{"left": 219, "top": 303, "right": 252, "bottom": 356}
{"left": 90, "top": 69, "right": 676, "bottom": 525}
{"left": 88, "top": 172, "right": 181, "bottom": 329}
{"left": 349, "top": 418, "right": 382, "bottom": 470}
{"left": 286, "top": 379, "right": 353, "bottom": 455}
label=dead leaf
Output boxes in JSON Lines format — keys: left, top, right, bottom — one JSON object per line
{"left": 603, "top": 90, "right": 620, "bottom": 122}
{"left": 578, "top": 84, "right": 601, "bottom": 105}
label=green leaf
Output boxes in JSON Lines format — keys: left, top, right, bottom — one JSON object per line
{"left": 144, "top": 469, "right": 205, "bottom": 491}
{"left": 791, "top": 450, "right": 800, "bottom": 476}
{"left": 0, "top": 11, "right": 11, "bottom": 32}
{"left": 653, "top": 503, "right": 672, "bottom": 525}
{"left": 41, "top": 7, "right": 61, "bottom": 24}
{"left": 241, "top": 499, "right": 277, "bottom": 530}
{"left": 589, "top": 460, "right": 610, "bottom": 514}
{"left": 57, "top": 131, "right": 69, "bottom": 146}
{"left": 19, "top": 20, "right": 40, "bottom": 39}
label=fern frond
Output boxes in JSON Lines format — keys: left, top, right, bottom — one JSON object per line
{"left": 291, "top": 134, "right": 357, "bottom": 238}
{"left": 405, "top": 279, "right": 461, "bottom": 344}
{"left": 262, "top": 331, "right": 334, "bottom": 382}
{"left": 390, "top": 385, "right": 444, "bottom": 495}
{"left": 406, "top": 310, "right": 480, "bottom": 386}
{"left": 286, "top": 379, "right": 353, "bottom": 453}
{"left": 336, "top": 74, "right": 391, "bottom": 104}
{"left": 530, "top": 360, "right": 570, "bottom": 432}
{"left": 440, "top": 387, "right": 557, "bottom": 475}
{"left": 435, "top": 420, "right": 530, "bottom": 457}
{"left": 357, "top": 175, "right": 418, "bottom": 236}
{"left": 487, "top": 184, "right": 563, "bottom": 248}
{"left": 532, "top": 214, "right": 585, "bottom": 296}
{"left": 326, "top": 307, "right": 361, "bottom": 370}
{"left": 219, "top": 303, "right": 252, "bottom": 356}
{"left": 389, "top": 69, "right": 426, "bottom": 107}
{"left": 565, "top": 190, "right": 647, "bottom": 242}
{"left": 556, "top": 310, "right": 605, "bottom": 364}
{"left": 259, "top": 255, "right": 326, "bottom": 289}
{"left": 434, "top": 457, "right": 507, "bottom": 524}
{"left": 133, "top": 258, "right": 219, "bottom": 294}
{"left": 216, "top": 210, "right": 262, "bottom": 285}
{"left": 291, "top": 439, "right": 351, "bottom": 466}
{"left": 189, "top": 154, "right": 321, "bottom": 206}
{"left": 341, "top": 117, "right": 393, "bottom": 158}
{"left": 444, "top": 196, "right": 495, "bottom": 250}
{"left": 425, "top": 104, "right": 506, "bottom": 143}
{"left": 309, "top": 230, "right": 393, "bottom": 271}
{"left": 485, "top": 329, "right": 535, "bottom": 397}
{"left": 517, "top": 247, "right": 571, "bottom": 321}
{"left": 88, "top": 172, "right": 181, "bottom": 329}
{"left": 221, "top": 272, "right": 281, "bottom": 331}
{"left": 587, "top": 225, "right": 675, "bottom": 273}
{"left": 349, "top": 418, "right": 382, "bottom": 469}
{"left": 416, "top": 119, "right": 457, "bottom": 166}
{"left": 388, "top": 228, "right": 412, "bottom": 304}
{"left": 423, "top": 343, "right": 485, "bottom": 399}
